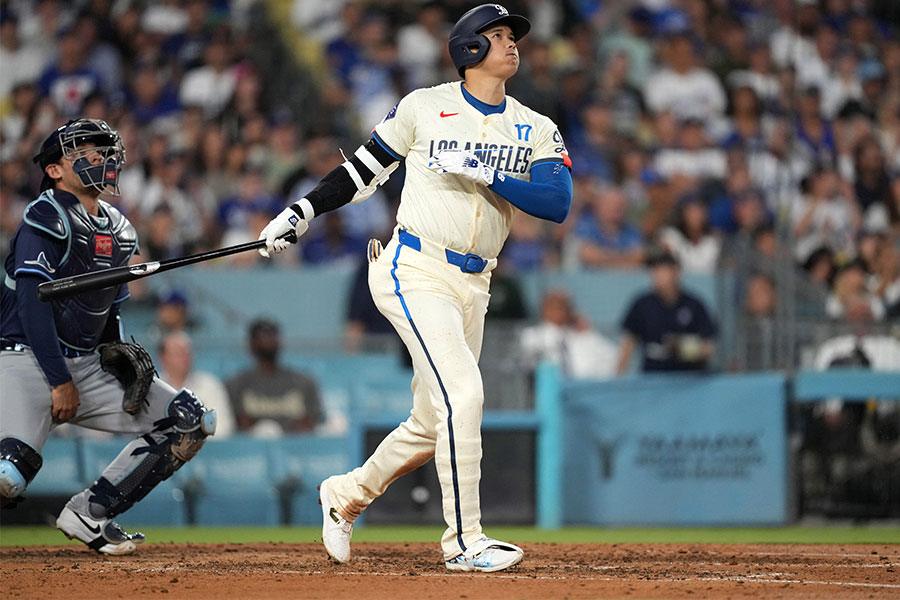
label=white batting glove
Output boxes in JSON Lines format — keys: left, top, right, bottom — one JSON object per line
{"left": 428, "top": 150, "right": 496, "bottom": 187}
{"left": 257, "top": 204, "right": 309, "bottom": 258}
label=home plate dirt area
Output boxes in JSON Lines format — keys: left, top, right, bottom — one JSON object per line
{"left": 2, "top": 542, "right": 898, "bottom": 599}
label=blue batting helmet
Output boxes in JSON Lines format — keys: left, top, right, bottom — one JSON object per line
{"left": 448, "top": 3, "right": 531, "bottom": 77}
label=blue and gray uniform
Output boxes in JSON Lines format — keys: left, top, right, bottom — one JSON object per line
{"left": 0, "top": 188, "right": 215, "bottom": 521}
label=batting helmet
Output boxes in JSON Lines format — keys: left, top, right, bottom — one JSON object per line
{"left": 449, "top": 4, "right": 531, "bottom": 77}
{"left": 33, "top": 118, "right": 126, "bottom": 195}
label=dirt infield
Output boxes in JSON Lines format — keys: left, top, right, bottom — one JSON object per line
{"left": 2, "top": 542, "right": 898, "bottom": 599}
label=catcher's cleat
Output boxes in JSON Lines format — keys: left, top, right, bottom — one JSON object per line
{"left": 56, "top": 506, "right": 144, "bottom": 555}
{"left": 445, "top": 537, "right": 524, "bottom": 573}
{"left": 319, "top": 479, "right": 353, "bottom": 563}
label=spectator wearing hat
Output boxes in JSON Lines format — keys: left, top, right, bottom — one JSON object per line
{"left": 226, "top": 318, "right": 323, "bottom": 436}
{"left": 838, "top": 60, "right": 886, "bottom": 121}
{"left": 637, "top": 167, "right": 676, "bottom": 239}
{"left": 642, "top": 15, "right": 726, "bottom": 127}
{"left": 154, "top": 287, "right": 193, "bottom": 333}
{"left": 617, "top": 251, "right": 717, "bottom": 374}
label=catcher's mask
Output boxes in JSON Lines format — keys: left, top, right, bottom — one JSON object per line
{"left": 33, "top": 118, "right": 126, "bottom": 195}
{"left": 448, "top": 3, "right": 531, "bottom": 77}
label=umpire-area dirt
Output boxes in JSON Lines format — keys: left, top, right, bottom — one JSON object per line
{"left": 3, "top": 542, "right": 897, "bottom": 599}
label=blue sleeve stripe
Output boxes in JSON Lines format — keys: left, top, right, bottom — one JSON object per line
{"left": 372, "top": 131, "right": 403, "bottom": 161}
{"left": 13, "top": 268, "right": 53, "bottom": 282}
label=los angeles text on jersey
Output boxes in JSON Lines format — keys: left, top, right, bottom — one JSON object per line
{"left": 428, "top": 139, "right": 533, "bottom": 175}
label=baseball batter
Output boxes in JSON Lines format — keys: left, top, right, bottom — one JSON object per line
{"left": 0, "top": 119, "right": 216, "bottom": 554}
{"left": 259, "top": 4, "right": 572, "bottom": 572}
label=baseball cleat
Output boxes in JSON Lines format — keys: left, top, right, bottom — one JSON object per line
{"left": 56, "top": 506, "right": 144, "bottom": 555}
{"left": 319, "top": 480, "right": 353, "bottom": 563}
{"left": 445, "top": 537, "right": 524, "bottom": 573}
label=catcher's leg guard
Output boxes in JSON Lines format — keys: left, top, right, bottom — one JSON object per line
{"left": 69, "top": 390, "right": 216, "bottom": 519}
{"left": 0, "top": 438, "right": 43, "bottom": 508}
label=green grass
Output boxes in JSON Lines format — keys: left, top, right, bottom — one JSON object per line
{"left": 1, "top": 525, "right": 898, "bottom": 548}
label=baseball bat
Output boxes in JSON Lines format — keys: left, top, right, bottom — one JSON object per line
{"left": 37, "top": 232, "right": 297, "bottom": 302}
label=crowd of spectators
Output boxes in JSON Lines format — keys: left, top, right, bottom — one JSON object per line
{"left": 1, "top": 0, "right": 899, "bottom": 349}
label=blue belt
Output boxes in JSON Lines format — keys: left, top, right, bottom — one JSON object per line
{"left": 398, "top": 229, "right": 489, "bottom": 274}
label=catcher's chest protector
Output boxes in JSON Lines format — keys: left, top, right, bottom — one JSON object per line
{"left": 50, "top": 196, "right": 137, "bottom": 350}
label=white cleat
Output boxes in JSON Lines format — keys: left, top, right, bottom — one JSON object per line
{"left": 56, "top": 506, "right": 140, "bottom": 555}
{"left": 319, "top": 480, "right": 353, "bottom": 563}
{"left": 445, "top": 537, "right": 524, "bottom": 573}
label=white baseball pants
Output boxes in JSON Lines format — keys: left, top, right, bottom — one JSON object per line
{"left": 323, "top": 232, "right": 493, "bottom": 560}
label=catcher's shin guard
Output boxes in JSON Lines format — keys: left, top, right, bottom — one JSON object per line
{"left": 0, "top": 438, "right": 43, "bottom": 508}
{"left": 78, "top": 390, "right": 216, "bottom": 518}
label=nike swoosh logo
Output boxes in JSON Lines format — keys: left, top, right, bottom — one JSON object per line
{"left": 330, "top": 508, "right": 340, "bottom": 524}
{"left": 440, "top": 111, "right": 458, "bottom": 118}
{"left": 75, "top": 512, "right": 101, "bottom": 535}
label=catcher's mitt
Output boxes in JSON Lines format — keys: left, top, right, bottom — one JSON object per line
{"left": 98, "top": 340, "right": 157, "bottom": 415}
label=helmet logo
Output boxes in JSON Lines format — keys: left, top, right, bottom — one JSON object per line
{"left": 494, "top": 4, "right": 508, "bottom": 16}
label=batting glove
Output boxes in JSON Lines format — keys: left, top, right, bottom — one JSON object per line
{"left": 428, "top": 150, "right": 496, "bottom": 187}
{"left": 258, "top": 204, "right": 309, "bottom": 258}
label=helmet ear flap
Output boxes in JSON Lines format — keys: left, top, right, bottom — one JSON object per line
{"left": 449, "top": 34, "right": 491, "bottom": 77}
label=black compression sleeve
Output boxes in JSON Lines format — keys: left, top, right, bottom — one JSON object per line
{"left": 301, "top": 138, "right": 398, "bottom": 217}
{"left": 303, "top": 169, "right": 359, "bottom": 216}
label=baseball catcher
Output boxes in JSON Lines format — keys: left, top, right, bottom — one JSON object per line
{"left": 0, "top": 118, "right": 216, "bottom": 555}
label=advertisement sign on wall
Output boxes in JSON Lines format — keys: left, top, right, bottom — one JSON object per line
{"left": 563, "top": 373, "right": 787, "bottom": 525}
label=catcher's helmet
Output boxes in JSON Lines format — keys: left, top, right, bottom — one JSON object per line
{"left": 33, "top": 118, "right": 126, "bottom": 194}
{"left": 449, "top": 3, "right": 530, "bottom": 77}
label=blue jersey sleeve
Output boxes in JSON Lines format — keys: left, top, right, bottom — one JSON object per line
{"left": 488, "top": 160, "right": 572, "bottom": 223}
{"left": 16, "top": 275, "right": 71, "bottom": 386}
{"left": 13, "top": 224, "right": 67, "bottom": 281}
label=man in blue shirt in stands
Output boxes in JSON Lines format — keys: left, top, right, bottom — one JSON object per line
{"left": 617, "top": 250, "right": 717, "bottom": 373}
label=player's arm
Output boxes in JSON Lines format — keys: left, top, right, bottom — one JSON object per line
{"left": 258, "top": 137, "right": 400, "bottom": 256}
{"left": 427, "top": 153, "right": 572, "bottom": 223}
{"left": 15, "top": 275, "right": 72, "bottom": 387}
{"left": 488, "top": 161, "right": 572, "bottom": 223}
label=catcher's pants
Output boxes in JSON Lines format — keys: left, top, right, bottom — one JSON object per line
{"left": 0, "top": 346, "right": 182, "bottom": 505}
{"left": 324, "top": 232, "right": 492, "bottom": 561}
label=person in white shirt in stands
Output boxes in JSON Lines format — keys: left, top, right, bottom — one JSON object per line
{"left": 158, "top": 331, "right": 235, "bottom": 438}
{"left": 642, "top": 16, "right": 726, "bottom": 128}
{"left": 520, "top": 289, "right": 617, "bottom": 380}
{"left": 658, "top": 194, "right": 721, "bottom": 274}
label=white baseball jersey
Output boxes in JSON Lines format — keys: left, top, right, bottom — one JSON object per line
{"left": 323, "top": 80, "right": 570, "bottom": 562}
{"left": 373, "top": 81, "right": 570, "bottom": 259}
